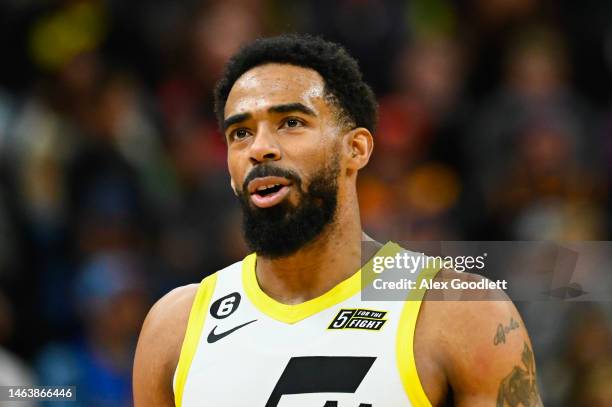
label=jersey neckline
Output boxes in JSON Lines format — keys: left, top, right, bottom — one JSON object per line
{"left": 241, "top": 241, "right": 402, "bottom": 324}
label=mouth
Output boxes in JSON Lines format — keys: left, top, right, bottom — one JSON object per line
{"left": 247, "top": 176, "right": 292, "bottom": 208}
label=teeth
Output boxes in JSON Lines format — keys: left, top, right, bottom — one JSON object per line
{"left": 257, "top": 184, "right": 280, "bottom": 192}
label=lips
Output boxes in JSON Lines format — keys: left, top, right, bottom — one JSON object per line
{"left": 247, "top": 176, "right": 292, "bottom": 208}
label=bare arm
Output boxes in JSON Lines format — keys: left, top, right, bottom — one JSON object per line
{"left": 416, "top": 271, "right": 544, "bottom": 406}
{"left": 133, "top": 284, "right": 198, "bottom": 407}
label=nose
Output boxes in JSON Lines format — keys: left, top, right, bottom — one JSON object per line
{"left": 249, "top": 126, "right": 281, "bottom": 164}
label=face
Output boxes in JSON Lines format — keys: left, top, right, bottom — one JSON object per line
{"left": 224, "top": 63, "right": 346, "bottom": 258}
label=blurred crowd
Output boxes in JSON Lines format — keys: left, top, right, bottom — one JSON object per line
{"left": 0, "top": 0, "right": 610, "bottom": 406}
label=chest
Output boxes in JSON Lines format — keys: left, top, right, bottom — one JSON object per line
{"left": 182, "top": 287, "right": 410, "bottom": 407}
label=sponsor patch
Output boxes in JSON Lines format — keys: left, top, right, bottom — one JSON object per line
{"left": 327, "top": 308, "right": 387, "bottom": 331}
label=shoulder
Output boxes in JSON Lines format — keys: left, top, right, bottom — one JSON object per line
{"left": 418, "top": 268, "right": 525, "bottom": 357}
{"left": 145, "top": 283, "right": 201, "bottom": 336}
{"left": 133, "top": 283, "right": 200, "bottom": 405}
{"left": 415, "top": 269, "right": 541, "bottom": 404}
{"left": 136, "top": 283, "right": 200, "bottom": 362}
{"left": 420, "top": 269, "right": 516, "bottom": 330}
{"left": 133, "top": 264, "right": 236, "bottom": 375}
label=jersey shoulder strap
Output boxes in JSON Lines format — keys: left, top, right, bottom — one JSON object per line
{"left": 173, "top": 270, "right": 220, "bottom": 406}
{"left": 396, "top": 259, "right": 442, "bottom": 407}
{"left": 173, "top": 258, "right": 245, "bottom": 405}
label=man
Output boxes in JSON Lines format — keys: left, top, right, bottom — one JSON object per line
{"left": 133, "top": 34, "right": 543, "bottom": 406}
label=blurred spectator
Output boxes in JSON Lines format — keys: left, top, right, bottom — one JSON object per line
{"left": 361, "top": 34, "right": 469, "bottom": 240}
{"left": 471, "top": 26, "right": 607, "bottom": 239}
{"left": 36, "top": 252, "right": 149, "bottom": 407}
{"left": 564, "top": 304, "right": 612, "bottom": 406}
{"left": 491, "top": 120, "right": 606, "bottom": 240}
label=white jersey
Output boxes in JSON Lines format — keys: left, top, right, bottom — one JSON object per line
{"left": 174, "top": 242, "right": 440, "bottom": 407}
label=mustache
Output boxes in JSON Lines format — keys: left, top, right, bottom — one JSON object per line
{"left": 242, "top": 165, "right": 302, "bottom": 193}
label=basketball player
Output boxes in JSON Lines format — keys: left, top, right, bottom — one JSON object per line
{"left": 133, "top": 34, "right": 543, "bottom": 406}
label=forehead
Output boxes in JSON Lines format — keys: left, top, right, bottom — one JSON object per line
{"left": 224, "top": 63, "right": 327, "bottom": 118}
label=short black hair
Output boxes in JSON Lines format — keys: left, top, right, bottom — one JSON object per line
{"left": 214, "top": 34, "right": 377, "bottom": 133}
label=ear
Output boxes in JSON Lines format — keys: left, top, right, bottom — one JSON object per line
{"left": 343, "top": 127, "right": 374, "bottom": 171}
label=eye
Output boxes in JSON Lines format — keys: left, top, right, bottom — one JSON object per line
{"left": 282, "top": 118, "right": 304, "bottom": 129}
{"left": 230, "top": 128, "right": 250, "bottom": 141}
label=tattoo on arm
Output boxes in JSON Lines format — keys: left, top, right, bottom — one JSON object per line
{"left": 493, "top": 317, "right": 520, "bottom": 346}
{"left": 496, "top": 342, "right": 543, "bottom": 407}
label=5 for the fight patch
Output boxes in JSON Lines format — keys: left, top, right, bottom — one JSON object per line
{"left": 327, "top": 308, "right": 387, "bottom": 331}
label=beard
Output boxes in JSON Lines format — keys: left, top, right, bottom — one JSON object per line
{"left": 236, "top": 157, "right": 340, "bottom": 259}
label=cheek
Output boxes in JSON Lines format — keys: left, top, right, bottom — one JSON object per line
{"left": 285, "top": 128, "right": 337, "bottom": 165}
{"left": 285, "top": 145, "right": 322, "bottom": 180}
{"left": 227, "top": 151, "right": 245, "bottom": 192}
{"left": 288, "top": 143, "right": 338, "bottom": 186}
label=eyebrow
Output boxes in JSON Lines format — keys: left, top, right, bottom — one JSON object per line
{"left": 223, "top": 103, "right": 317, "bottom": 130}
{"left": 268, "top": 103, "right": 316, "bottom": 117}
{"left": 223, "top": 112, "right": 252, "bottom": 130}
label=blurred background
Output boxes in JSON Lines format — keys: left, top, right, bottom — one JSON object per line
{"left": 0, "top": 0, "right": 610, "bottom": 406}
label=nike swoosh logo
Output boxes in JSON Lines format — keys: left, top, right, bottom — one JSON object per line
{"left": 207, "top": 319, "right": 257, "bottom": 343}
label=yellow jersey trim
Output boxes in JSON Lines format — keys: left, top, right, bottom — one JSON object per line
{"left": 396, "top": 264, "right": 442, "bottom": 407}
{"left": 174, "top": 273, "right": 218, "bottom": 407}
{"left": 242, "top": 241, "right": 402, "bottom": 324}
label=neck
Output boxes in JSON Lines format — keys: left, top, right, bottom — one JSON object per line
{"left": 255, "top": 198, "right": 372, "bottom": 305}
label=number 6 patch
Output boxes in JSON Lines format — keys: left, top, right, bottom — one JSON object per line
{"left": 210, "top": 292, "right": 241, "bottom": 319}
